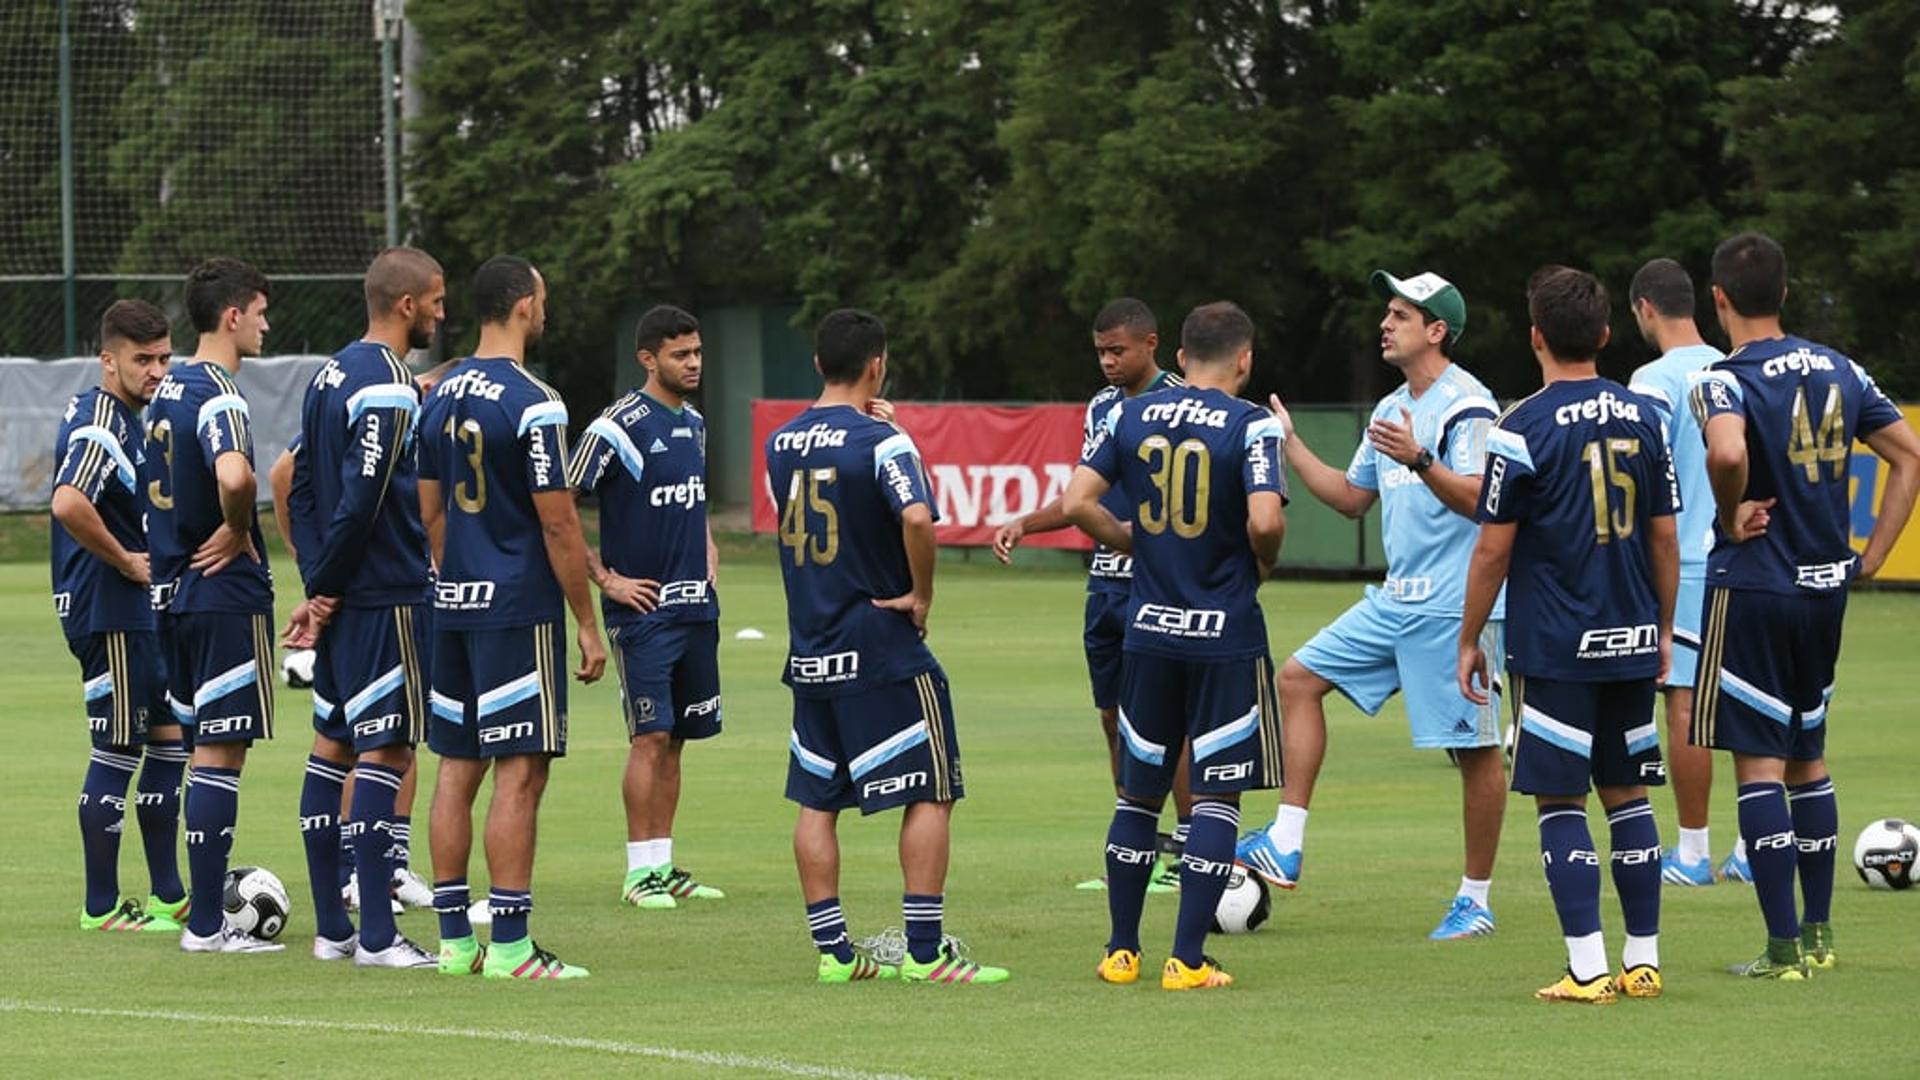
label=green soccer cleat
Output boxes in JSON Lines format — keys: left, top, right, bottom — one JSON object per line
{"left": 662, "top": 866, "right": 725, "bottom": 901}
{"left": 80, "top": 898, "right": 177, "bottom": 933}
{"left": 483, "top": 939, "right": 590, "bottom": 981}
{"left": 145, "top": 894, "right": 189, "bottom": 927}
{"left": 1147, "top": 857, "right": 1181, "bottom": 895}
{"left": 817, "top": 951, "right": 898, "bottom": 984}
{"left": 622, "top": 868, "right": 677, "bottom": 910}
{"left": 900, "top": 941, "right": 1010, "bottom": 985}
{"left": 1074, "top": 875, "right": 1108, "bottom": 892}
{"left": 438, "top": 935, "right": 484, "bottom": 975}
{"left": 1728, "top": 937, "right": 1811, "bottom": 980}
{"left": 1801, "top": 922, "right": 1835, "bottom": 971}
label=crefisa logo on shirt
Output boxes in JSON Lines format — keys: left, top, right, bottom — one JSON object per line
{"left": 882, "top": 456, "right": 916, "bottom": 505}
{"left": 772, "top": 423, "right": 848, "bottom": 456}
{"left": 1554, "top": 391, "right": 1640, "bottom": 426}
{"left": 650, "top": 476, "right": 706, "bottom": 508}
{"left": 1140, "top": 398, "right": 1229, "bottom": 429}
{"left": 527, "top": 426, "right": 555, "bottom": 486}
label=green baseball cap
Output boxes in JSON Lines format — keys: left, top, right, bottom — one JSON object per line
{"left": 1371, "top": 270, "right": 1466, "bottom": 343}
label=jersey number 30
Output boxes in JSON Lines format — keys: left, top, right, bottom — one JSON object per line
{"left": 1137, "top": 436, "right": 1210, "bottom": 539}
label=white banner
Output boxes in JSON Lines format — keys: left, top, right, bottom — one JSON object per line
{"left": 0, "top": 355, "right": 330, "bottom": 509}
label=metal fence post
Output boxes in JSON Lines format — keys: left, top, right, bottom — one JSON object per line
{"left": 57, "top": 0, "right": 77, "bottom": 356}
{"left": 377, "top": 0, "right": 402, "bottom": 248}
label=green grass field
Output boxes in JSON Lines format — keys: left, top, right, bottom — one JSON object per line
{"left": 4, "top": 539, "right": 1918, "bottom": 1077}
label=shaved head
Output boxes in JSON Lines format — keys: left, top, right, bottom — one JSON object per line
{"left": 364, "top": 246, "right": 444, "bottom": 317}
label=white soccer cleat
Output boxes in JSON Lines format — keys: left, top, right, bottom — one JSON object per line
{"left": 181, "top": 925, "right": 286, "bottom": 954}
{"left": 353, "top": 934, "right": 439, "bottom": 969}
{"left": 392, "top": 868, "right": 434, "bottom": 910}
{"left": 313, "top": 932, "right": 359, "bottom": 961}
{"left": 345, "top": 872, "right": 404, "bottom": 916}
{"left": 466, "top": 900, "right": 492, "bottom": 927}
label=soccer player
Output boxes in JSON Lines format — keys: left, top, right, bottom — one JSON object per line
{"left": 1689, "top": 232, "right": 1920, "bottom": 978}
{"left": 286, "top": 246, "right": 446, "bottom": 968}
{"left": 418, "top": 255, "right": 605, "bottom": 980}
{"left": 1459, "top": 266, "right": 1679, "bottom": 1005}
{"left": 51, "top": 299, "right": 188, "bottom": 932}
{"left": 1624, "top": 258, "right": 1746, "bottom": 887}
{"left": 569, "top": 304, "right": 726, "bottom": 910}
{"left": 769, "top": 308, "right": 1010, "bottom": 985}
{"left": 1066, "top": 301, "right": 1286, "bottom": 990}
{"left": 1238, "top": 270, "right": 1507, "bottom": 940}
{"left": 147, "top": 258, "right": 281, "bottom": 954}
{"left": 991, "top": 298, "right": 1192, "bottom": 894}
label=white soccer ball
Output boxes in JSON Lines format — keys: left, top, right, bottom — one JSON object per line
{"left": 1211, "top": 866, "right": 1272, "bottom": 933}
{"left": 223, "top": 865, "right": 291, "bottom": 940}
{"left": 280, "top": 648, "right": 317, "bottom": 689}
{"left": 1853, "top": 818, "right": 1920, "bottom": 891}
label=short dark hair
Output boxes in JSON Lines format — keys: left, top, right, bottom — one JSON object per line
{"left": 1528, "top": 267, "right": 1611, "bottom": 361}
{"left": 1628, "top": 258, "right": 1694, "bottom": 319}
{"left": 471, "top": 255, "right": 538, "bottom": 325}
{"left": 1092, "top": 297, "right": 1156, "bottom": 336}
{"left": 100, "top": 299, "right": 170, "bottom": 347}
{"left": 1711, "top": 231, "right": 1787, "bottom": 318}
{"left": 636, "top": 304, "right": 700, "bottom": 356}
{"left": 364, "top": 246, "right": 443, "bottom": 315}
{"left": 1180, "top": 301, "right": 1254, "bottom": 363}
{"left": 184, "top": 258, "right": 269, "bottom": 334}
{"left": 814, "top": 308, "right": 887, "bottom": 384}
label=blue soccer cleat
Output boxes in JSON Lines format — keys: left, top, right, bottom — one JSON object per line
{"left": 1429, "top": 895, "right": 1495, "bottom": 940}
{"left": 1720, "top": 848, "right": 1752, "bottom": 884}
{"left": 1234, "top": 830, "right": 1301, "bottom": 891}
{"left": 1661, "top": 849, "right": 1716, "bottom": 886}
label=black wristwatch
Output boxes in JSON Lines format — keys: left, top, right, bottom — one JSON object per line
{"left": 1410, "top": 449, "right": 1435, "bottom": 473}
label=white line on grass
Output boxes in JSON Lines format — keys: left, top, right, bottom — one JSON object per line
{"left": 0, "top": 999, "right": 924, "bottom": 1080}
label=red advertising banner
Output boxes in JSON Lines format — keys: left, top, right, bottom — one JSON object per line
{"left": 750, "top": 399, "right": 1094, "bottom": 549}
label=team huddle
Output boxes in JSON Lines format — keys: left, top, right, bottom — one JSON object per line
{"left": 47, "top": 230, "right": 1920, "bottom": 996}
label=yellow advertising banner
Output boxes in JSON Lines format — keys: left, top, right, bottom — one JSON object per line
{"left": 1851, "top": 404, "right": 1920, "bottom": 582}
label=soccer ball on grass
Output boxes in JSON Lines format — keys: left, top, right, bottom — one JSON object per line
{"left": 223, "top": 865, "right": 291, "bottom": 940}
{"left": 1853, "top": 818, "right": 1920, "bottom": 891}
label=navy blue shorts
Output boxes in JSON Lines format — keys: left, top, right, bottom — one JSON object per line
{"left": 429, "top": 621, "right": 568, "bottom": 759}
{"left": 608, "top": 620, "right": 721, "bottom": 740}
{"left": 168, "top": 611, "right": 276, "bottom": 745}
{"left": 1692, "top": 586, "right": 1844, "bottom": 762}
{"left": 1509, "top": 673, "right": 1664, "bottom": 796}
{"left": 786, "top": 668, "right": 963, "bottom": 814}
{"left": 1117, "top": 652, "right": 1281, "bottom": 800}
{"left": 66, "top": 629, "right": 167, "bottom": 748}
{"left": 311, "top": 604, "right": 430, "bottom": 752}
{"left": 1083, "top": 590, "right": 1129, "bottom": 710}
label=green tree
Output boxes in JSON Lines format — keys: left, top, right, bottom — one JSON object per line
{"left": 1721, "top": 0, "right": 1920, "bottom": 395}
{"left": 1314, "top": 0, "right": 1800, "bottom": 400}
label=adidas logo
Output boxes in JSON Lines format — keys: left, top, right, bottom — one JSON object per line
{"left": 650, "top": 438, "right": 668, "bottom": 453}
{"left": 1454, "top": 718, "right": 1473, "bottom": 733}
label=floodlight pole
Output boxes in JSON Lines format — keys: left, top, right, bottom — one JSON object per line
{"left": 57, "top": 0, "right": 77, "bottom": 356}
{"left": 377, "top": 0, "right": 403, "bottom": 248}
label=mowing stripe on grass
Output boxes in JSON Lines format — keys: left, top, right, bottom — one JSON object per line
{"left": 0, "top": 999, "right": 923, "bottom": 1080}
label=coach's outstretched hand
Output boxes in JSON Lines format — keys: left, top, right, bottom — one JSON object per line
{"left": 576, "top": 623, "right": 607, "bottom": 683}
